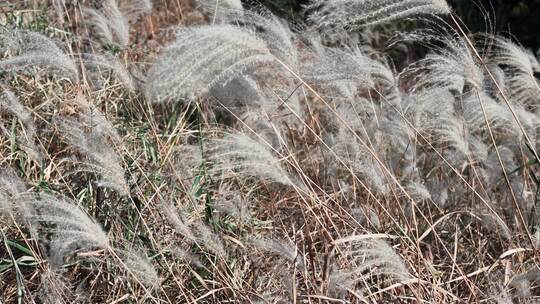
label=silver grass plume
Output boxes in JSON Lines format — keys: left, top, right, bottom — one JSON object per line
{"left": 192, "top": 221, "right": 227, "bottom": 258}
{"left": 240, "top": 111, "right": 288, "bottom": 146}
{"left": 249, "top": 236, "right": 301, "bottom": 265}
{"left": 251, "top": 10, "right": 298, "bottom": 67}
{"left": 485, "top": 145, "right": 516, "bottom": 186}
{"left": 76, "top": 95, "right": 122, "bottom": 141}
{"left": 468, "top": 136, "right": 489, "bottom": 164}
{"left": 193, "top": 6, "right": 297, "bottom": 67}
{"left": 378, "top": 115, "right": 417, "bottom": 179}
{"left": 208, "top": 75, "right": 265, "bottom": 110}
{"left": 0, "top": 166, "right": 27, "bottom": 215}
{"left": 333, "top": 98, "right": 377, "bottom": 132}
{"left": 491, "top": 286, "right": 513, "bottom": 304}
{"left": 18, "top": 192, "right": 108, "bottom": 265}
{"left": 206, "top": 131, "right": 296, "bottom": 186}
{"left": 163, "top": 204, "right": 226, "bottom": 257}
{"left": 210, "top": 11, "right": 304, "bottom": 121}
{"left": 330, "top": 127, "right": 388, "bottom": 194}
{"left": 507, "top": 269, "right": 540, "bottom": 299}
{"left": 172, "top": 245, "right": 204, "bottom": 268}
{"left": 360, "top": 240, "right": 411, "bottom": 280}
{"left": 145, "top": 25, "right": 275, "bottom": 102}
{"left": 0, "top": 29, "right": 78, "bottom": 81}
{"left": 213, "top": 184, "right": 251, "bottom": 223}
{"left": 411, "top": 89, "right": 472, "bottom": 160}
{"left": 301, "top": 46, "right": 395, "bottom": 100}
{"left": 0, "top": 87, "right": 42, "bottom": 162}
{"left": 486, "top": 270, "right": 540, "bottom": 304}
{"left": 485, "top": 63, "right": 507, "bottom": 95}
{"left": 483, "top": 35, "right": 540, "bottom": 106}
{"left": 228, "top": 7, "right": 299, "bottom": 68}
{"left": 462, "top": 92, "right": 516, "bottom": 137}
{"left": 483, "top": 35, "right": 540, "bottom": 78}
{"left": 56, "top": 108, "right": 128, "bottom": 195}
{"left": 195, "top": 0, "right": 243, "bottom": 24}
{"left": 426, "top": 180, "right": 449, "bottom": 207}
{"left": 247, "top": 87, "right": 303, "bottom": 123}
{"left": 513, "top": 104, "right": 540, "bottom": 139}
{"left": 328, "top": 238, "right": 411, "bottom": 298}
{"left": 305, "top": 0, "right": 451, "bottom": 31}
{"left": 399, "top": 29, "right": 483, "bottom": 93}
{"left": 327, "top": 270, "right": 355, "bottom": 298}
{"left": 162, "top": 203, "right": 197, "bottom": 241}
{"left": 38, "top": 267, "right": 87, "bottom": 304}
{"left": 463, "top": 91, "right": 538, "bottom": 144}
{"left": 0, "top": 167, "right": 27, "bottom": 197}
{"left": 170, "top": 144, "right": 204, "bottom": 183}
{"left": 117, "top": 249, "right": 160, "bottom": 289}
{"left": 118, "top": 0, "right": 153, "bottom": 22}
{"left": 405, "top": 181, "right": 431, "bottom": 201}
{"left": 82, "top": 0, "right": 130, "bottom": 48}
{"left": 79, "top": 53, "right": 135, "bottom": 92}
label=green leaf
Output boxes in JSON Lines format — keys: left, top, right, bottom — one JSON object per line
{"left": 0, "top": 261, "right": 14, "bottom": 273}
{"left": 6, "top": 240, "right": 33, "bottom": 256}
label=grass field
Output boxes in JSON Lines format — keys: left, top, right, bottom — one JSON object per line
{"left": 1, "top": 0, "right": 540, "bottom": 303}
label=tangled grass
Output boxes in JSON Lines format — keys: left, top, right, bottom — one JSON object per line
{"left": 2, "top": 0, "right": 540, "bottom": 303}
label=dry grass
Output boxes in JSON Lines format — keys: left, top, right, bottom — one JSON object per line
{"left": 1, "top": 0, "right": 540, "bottom": 303}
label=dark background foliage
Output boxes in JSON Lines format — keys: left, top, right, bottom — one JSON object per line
{"left": 247, "top": 0, "right": 540, "bottom": 50}
{"left": 450, "top": 0, "right": 540, "bottom": 50}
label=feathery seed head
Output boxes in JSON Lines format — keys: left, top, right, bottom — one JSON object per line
{"left": 145, "top": 25, "right": 275, "bottom": 102}
{"left": 118, "top": 0, "right": 153, "bottom": 21}
{"left": 214, "top": 185, "right": 251, "bottom": 223}
{"left": 172, "top": 246, "right": 204, "bottom": 268}
{"left": 405, "top": 181, "right": 431, "bottom": 201}
{"left": 195, "top": 0, "right": 243, "bottom": 24}
{"left": 209, "top": 76, "right": 264, "bottom": 110}
{"left": 250, "top": 236, "right": 300, "bottom": 264}
{"left": 162, "top": 203, "right": 197, "bottom": 241}
{"left": 192, "top": 221, "right": 227, "bottom": 257}
{"left": 301, "top": 46, "right": 395, "bottom": 100}
{"left": 483, "top": 35, "right": 540, "bottom": 105}
{"left": 329, "top": 237, "right": 411, "bottom": 298}
{"left": 79, "top": 53, "right": 135, "bottom": 92}
{"left": 0, "top": 167, "right": 26, "bottom": 198}
{"left": 18, "top": 192, "right": 109, "bottom": 265}
{"left": 56, "top": 109, "right": 128, "bottom": 195}
{"left": 0, "top": 29, "right": 78, "bottom": 81}
{"left": 484, "top": 35, "right": 540, "bottom": 76}
{"left": 119, "top": 249, "right": 160, "bottom": 289}
{"left": 1, "top": 87, "right": 42, "bottom": 162}
{"left": 170, "top": 144, "right": 203, "bottom": 182}
{"left": 83, "top": 0, "right": 130, "bottom": 48}
{"left": 206, "top": 131, "right": 297, "bottom": 186}
{"left": 0, "top": 166, "right": 26, "bottom": 215}
{"left": 305, "top": 0, "right": 451, "bottom": 31}
{"left": 38, "top": 267, "right": 79, "bottom": 304}
{"left": 348, "top": 238, "right": 410, "bottom": 281}
{"left": 400, "top": 31, "right": 483, "bottom": 93}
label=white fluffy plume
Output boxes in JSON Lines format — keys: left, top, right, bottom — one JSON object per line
{"left": 0, "top": 87, "right": 42, "bottom": 162}
{"left": 305, "top": 0, "right": 451, "bottom": 30}
{"left": 195, "top": 0, "right": 243, "bottom": 24}
{"left": 0, "top": 29, "right": 78, "bottom": 81}
{"left": 18, "top": 192, "right": 109, "bottom": 265}
{"left": 145, "top": 25, "right": 275, "bottom": 102}
{"left": 206, "top": 131, "right": 296, "bottom": 186}
{"left": 83, "top": 0, "right": 130, "bottom": 48}
{"left": 56, "top": 108, "right": 128, "bottom": 195}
